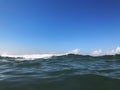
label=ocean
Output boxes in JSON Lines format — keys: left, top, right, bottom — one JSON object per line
{"left": 0, "top": 54, "right": 120, "bottom": 90}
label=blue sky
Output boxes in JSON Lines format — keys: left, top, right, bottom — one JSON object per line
{"left": 0, "top": 0, "right": 120, "bottom": 55}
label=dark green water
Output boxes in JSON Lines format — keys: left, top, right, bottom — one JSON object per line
{"left": 0, "top": 54, "right": 120, "bottom": 90}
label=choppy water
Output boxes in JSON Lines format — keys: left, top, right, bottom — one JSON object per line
{"left": 0, "top": 54, "right": 120, "bottom": 90}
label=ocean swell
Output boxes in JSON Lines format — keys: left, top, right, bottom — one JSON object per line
{"left": 0, "top": 54, "right": 120, "bottom": 90}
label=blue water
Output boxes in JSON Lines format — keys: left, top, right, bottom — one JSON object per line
{"left": 0, "top": 54, "right": 120, "bottom": 90}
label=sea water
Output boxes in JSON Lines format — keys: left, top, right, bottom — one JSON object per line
{"left": 0, "top": 54, "right": 120, "bottom": 90}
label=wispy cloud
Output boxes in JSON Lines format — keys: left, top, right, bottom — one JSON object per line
{"left": 106, "top": 46, "right": 120, "bottom": 55}
{"left": 92, "top": 49, "right": 102, "bottom": 56}
{"left": 91, "top": 46, "right": 120, "bottom": 56}
{"left": 67, "top": 48, "right": 80, "bottom": 54}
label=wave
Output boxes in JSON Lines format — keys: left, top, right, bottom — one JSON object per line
{"left": 0, "top": 54, "right": 120, "bottom": 90}
{"left": 1, "top": 54, "right": 56, "bottom": 59}
{"left": 1, "top": 53, "right": 120, "bottom": 60}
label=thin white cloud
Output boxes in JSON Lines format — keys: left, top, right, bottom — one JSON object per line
{"left": 67, "top": 48, "right": 80, "bottom": 54}
{"left": 115, "top": 47, "right": 120, "bottom": 53}
{"left": 92, "top": 49, "right": 102, "bottom": 56}
{"left": 91, "top": 46, "right": 120, "bottom": 56}
{"left": 106, "top": 46, "right": 120, "bottom": 55}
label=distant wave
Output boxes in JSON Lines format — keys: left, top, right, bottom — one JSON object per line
{"left": 1, "top": 53, "right": 120, "bottom": 60}
{"left": 1, "top": 46, "right": 120, "bottom": 59}
{"left": 1, "top": 53, "right": 60, "bottom": 60}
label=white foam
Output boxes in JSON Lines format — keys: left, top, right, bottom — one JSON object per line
{"left": 1, "top": 49, "right": 80, "bottom": 59}
{"left": 1, "top": 54, "right": 56, "bottom": 59}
